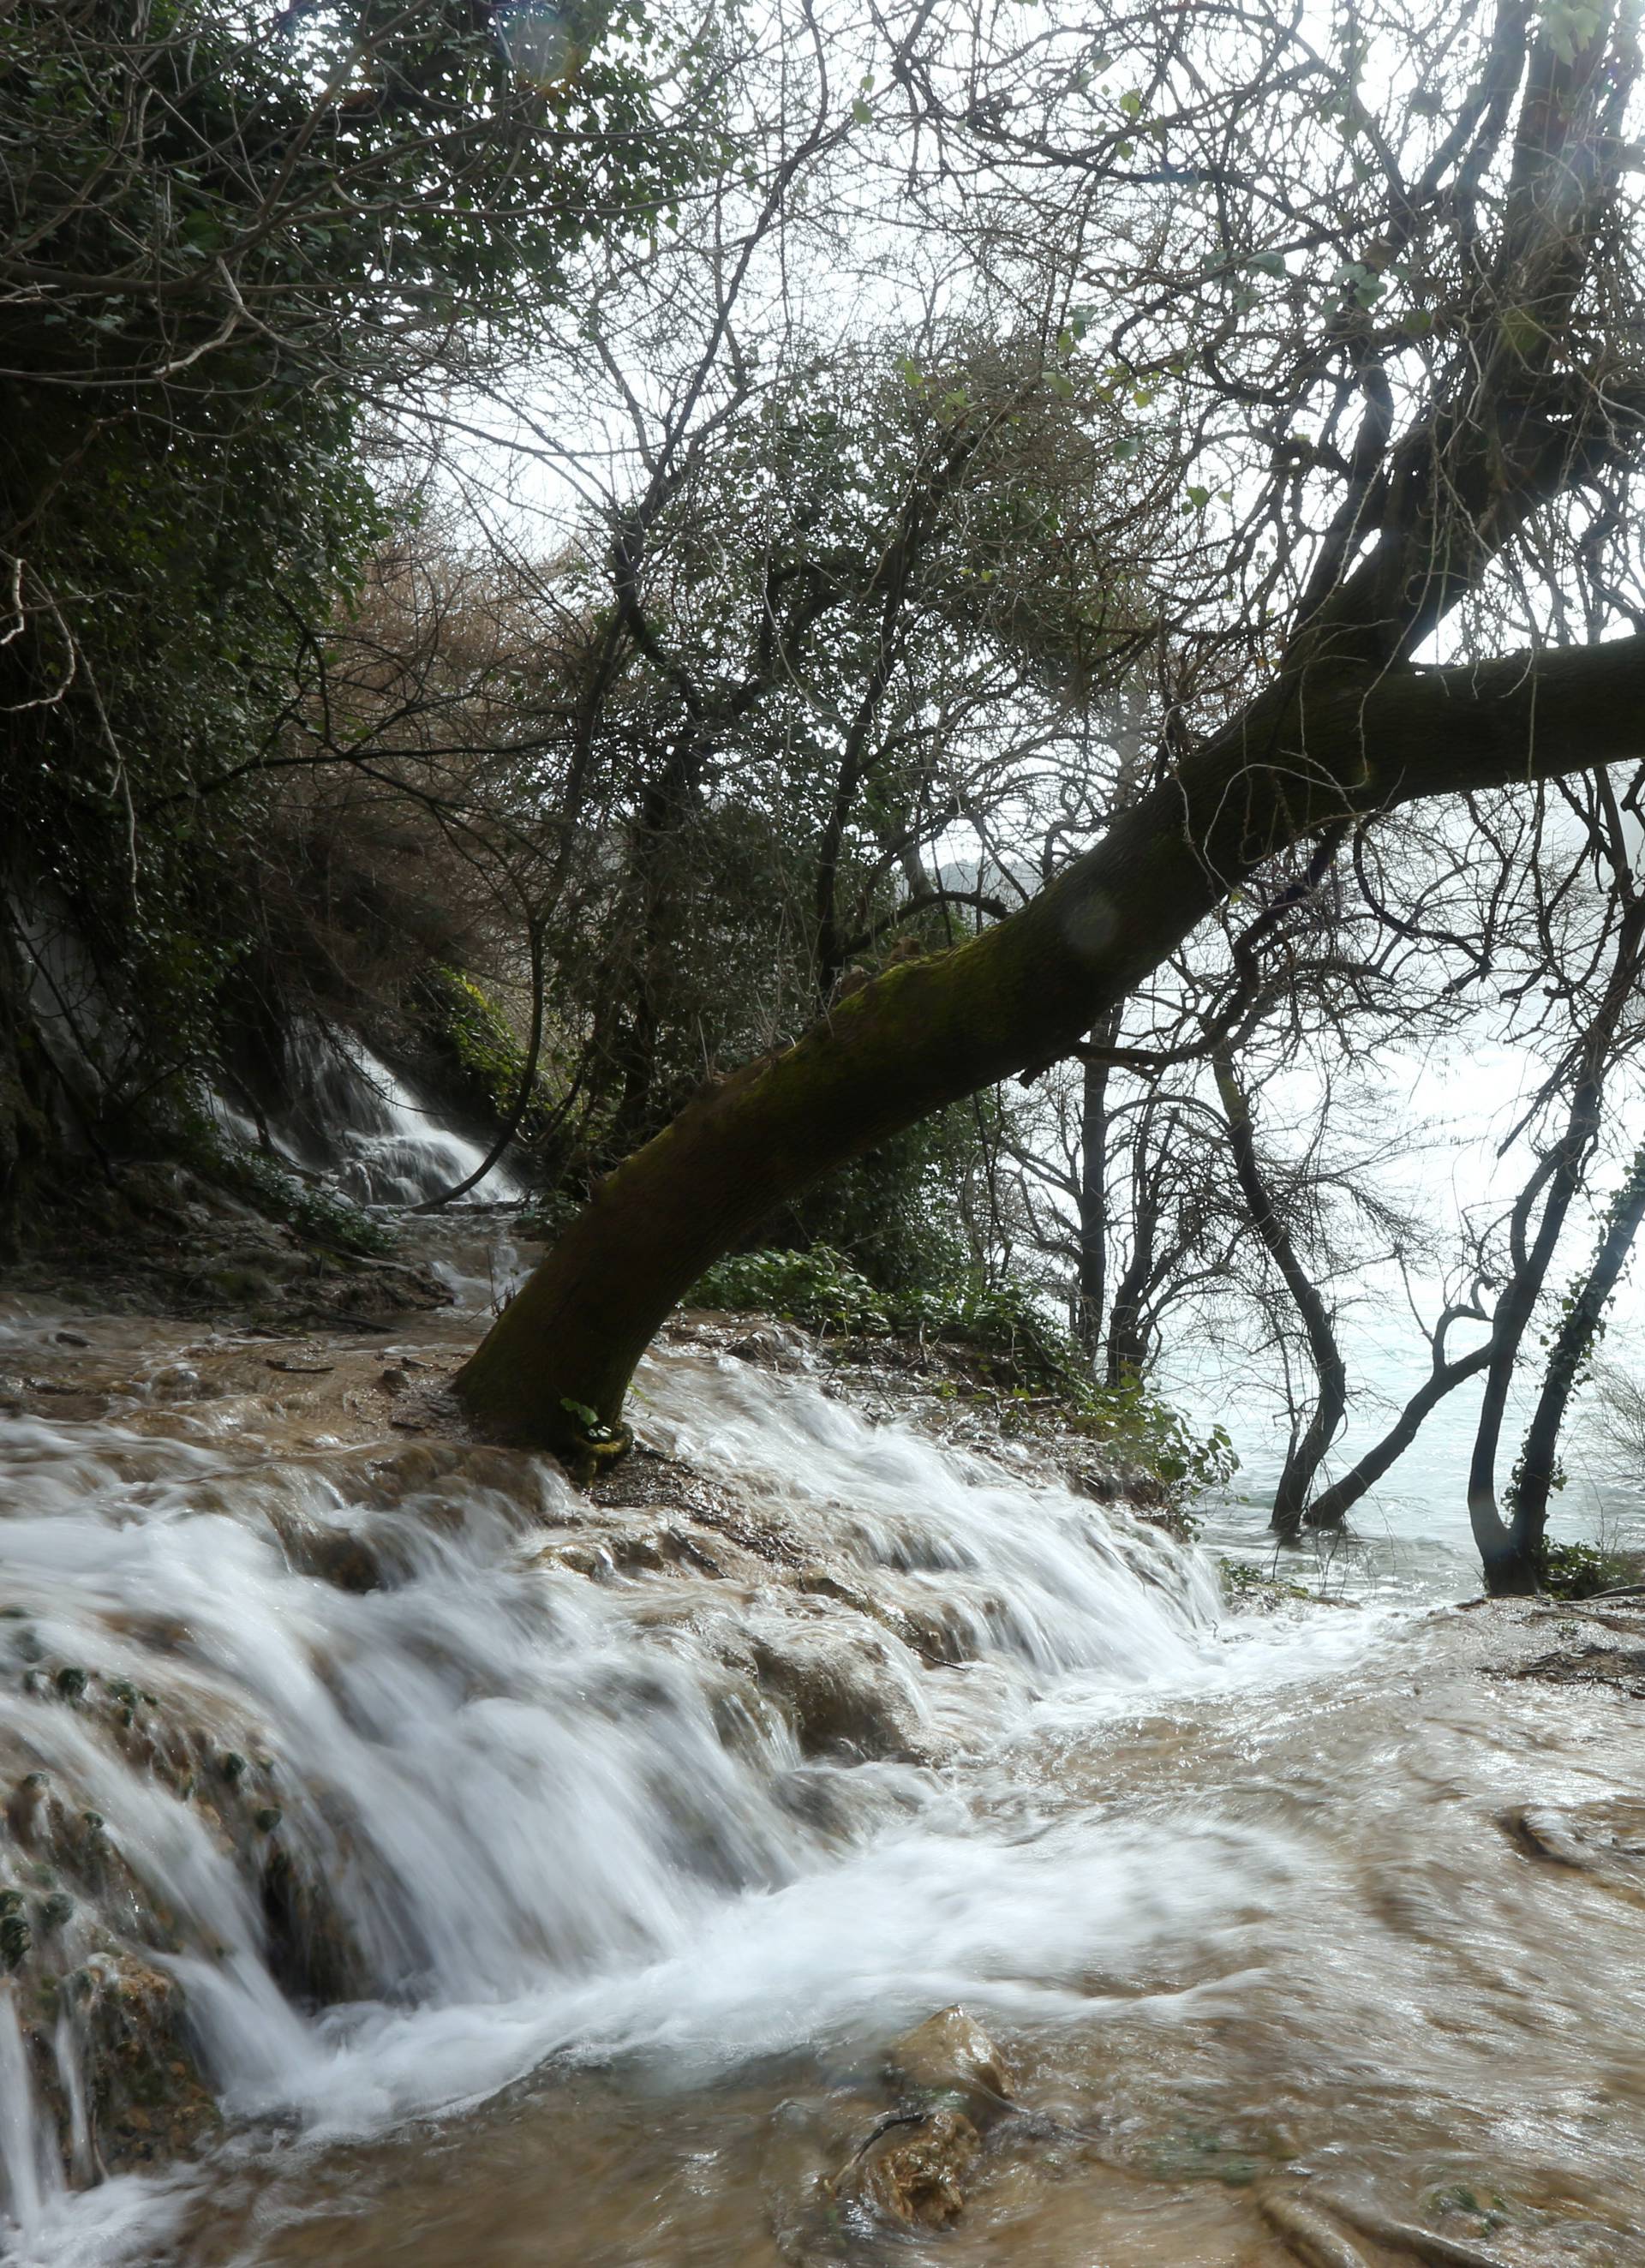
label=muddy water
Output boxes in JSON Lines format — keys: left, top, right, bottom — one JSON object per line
{"left": 172, "top": 1616, "right": 1645, "bottom": 2268}
{"left": 3, "top": 1227, "right": 1644, "bottom": 2267}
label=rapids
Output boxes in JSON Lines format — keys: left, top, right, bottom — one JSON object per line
{"left": 1, "top": 1224, "right": 1643, "bottom": 2265}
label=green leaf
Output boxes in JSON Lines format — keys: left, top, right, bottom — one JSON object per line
{"left": 1540, "top": 2, "right": 1603, "bottom": 65}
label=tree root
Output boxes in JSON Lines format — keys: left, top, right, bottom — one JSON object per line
{"left": 1315, "top": 2188, "right": 1515, "bottom": 2267}
{"left": 1257, "top": 2187, "right": 1373, "bottom": 2268}
{"left": 1259, "top": 2183, "right": 1516, "bottom": 2268}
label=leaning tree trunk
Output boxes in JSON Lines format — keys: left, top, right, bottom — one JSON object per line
{"left": 456, "top": 640, "right": 1645, "bottom": 1451}
{"left": 458, "top": 14, "right": 1645, "bottom": 1458}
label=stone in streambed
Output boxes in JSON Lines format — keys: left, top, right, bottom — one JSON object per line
{"left": 831, "top": 2008, "right": 1014, "bottom": 2233}
{"left": 1504, "top": 1798, "right": 1645, "bottom": 1888}
{"left": 885, "top": 2003, "right": 1015, "bottom": 2123}
{"left": 834, "top": 2106, "right": 982, "bottom": 2230}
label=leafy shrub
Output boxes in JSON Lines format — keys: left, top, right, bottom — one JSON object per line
{"left": 692, "top": 1246, "right": 890, "bottom": 1334}
{"left": 1066, "top": 1374, "right": 1237, "bottom": 1501}
{"left": 1219, "top": 1559, "right": 1311, "bottom": 1603}
{"left": 182, "top": 1120, "right": 390, "bottom": 1257}
{"left": 773, "top": 1109, "right": 979, "bottom": 1302}
{"left": 1538, "top": 1538, "right": 1634, "bottom": 1600}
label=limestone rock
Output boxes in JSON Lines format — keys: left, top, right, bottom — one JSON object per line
{"left": 749, "top": 1623, "right": 923, "bottom": 1759}
{"left": 727, "top": 1322, "right": 809, "bottom": 1369}
{"left": 834, "top": 2106, "right": 982, "bottom": 2229}
{"left": 1505, "top": 1798, "right": 1645, "bottom": 1888}
{"left": 886, "top": 2003, "right": 1015, "bottom": 2122}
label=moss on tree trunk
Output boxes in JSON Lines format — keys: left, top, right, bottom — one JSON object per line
{"left": 458, "top": 638, "right": 1645, "bottom": 1451}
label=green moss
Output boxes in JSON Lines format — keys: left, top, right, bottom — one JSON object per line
{"left": 179, "top": 1117, "right": 390, "bottom": 1256}
{"left": 429, "top": 967, "right": 556, "bottom": 1134}
{"left": 1219, "top": 1559, "right": 1313, "bottom": 1604}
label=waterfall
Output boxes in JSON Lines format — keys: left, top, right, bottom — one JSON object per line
{"left": 0, "top": 1247, "right": 1390, "bottom": 2263}
{"left": 0, "top": 1988, "right": 56, "bottom": 2242}
{"left": 210, "top": 1023, "right": 524, "bottom": 1209}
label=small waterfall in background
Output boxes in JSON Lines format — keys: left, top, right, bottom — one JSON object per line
{"left": 211, "top": 1022, "right": 524, "bottom": 1210}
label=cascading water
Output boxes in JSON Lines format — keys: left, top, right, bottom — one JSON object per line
{"left": 211, "top": 1024, "right": 524, "bottom": 1208}
{"left": 0, "top": 1249, "right": 1379, "bottom": 2267}
{"left": 0, "top": 1990, "right": 57, "bottom": 2240}
{"left": 5, "top": 1230, "right": 1645, "bottom": 2265}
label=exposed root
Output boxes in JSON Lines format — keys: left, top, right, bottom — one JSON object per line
{"left": 1317, "top": 2188, "right": 1516, "bottom": 2267}
{"left": 1257, "top": 2187, "right": 1373, "bottom": 2268}
{"left": 1259, "top": 2182, "right": 1518, "bottom": 2268}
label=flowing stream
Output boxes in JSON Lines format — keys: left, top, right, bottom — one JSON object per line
{"left": 2, "top": 1189, "right": 1644, "bottom": 2262}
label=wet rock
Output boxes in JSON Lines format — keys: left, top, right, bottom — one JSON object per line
{"left": 885, "top": 2005, "right": 1014, "bottom": 2124}
{"left": 727, "top": 1322, "right": 810, "bottom": 1370}
{"left": 260, "top": 1840, "right": 367, "bottom": 2008}
{"left": 66, "top": 1954, "right": 219, "bottom": 2170}
{"left": 748, "top": 1622, "right": 924, "bottom": 1760}
{"left": 7, "top": 1769, "right": 51, "bottom": 1844}
{"left": 1504, "top": 1798, "right": 1645, "bottom": 1888}
{"left": 834, "top": 2106, "right": 982, "bottom": 2229}
{"left": 0, "top": 1888, "right": 32, "bottom": 1968}
{"left": 266, "top": 1505, "right": 381, "bottom": 1594}
{"left": 798, "top": 1567, "right": 973, "bottom": 1666}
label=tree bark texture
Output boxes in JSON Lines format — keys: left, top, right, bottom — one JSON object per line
{"left": 1467, "top": 892, "right": 1645, "bottom": 1592}
{"left": 1509, "top": 1131, "right": 1645, "bottom": 1559}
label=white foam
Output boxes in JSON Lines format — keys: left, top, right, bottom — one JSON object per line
{"left": 0, "top": 1341, "right": 1387, "bottom": 2260}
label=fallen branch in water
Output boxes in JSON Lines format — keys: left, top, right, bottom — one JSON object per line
{"left": 1259, "top": 2181, "right": 1518, "bottom": 2268}
{"left": 1257, "top": 2187, "right": 1372, "bottom": 2268}
{"left": 1318, "top": 2187, "right": 1516, "bottom": 2267}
